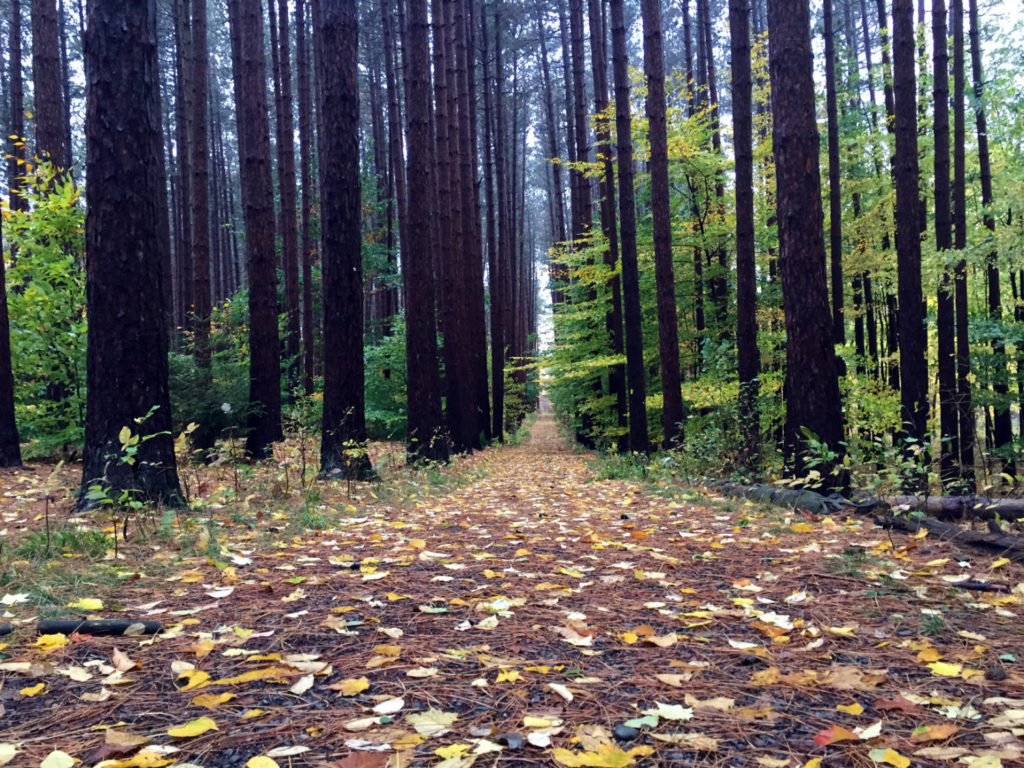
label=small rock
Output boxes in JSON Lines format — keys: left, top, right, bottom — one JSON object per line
{"left": 497, "top": 732, "right": 525, "bottom": 750}
{"left": 613, "top": 724, "right": 640, "bottom": 741}
{"left": 985, "top": 665, "right": 1007, "bottom": 681}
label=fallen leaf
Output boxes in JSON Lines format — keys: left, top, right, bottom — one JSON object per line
{"left": 40, "top": 751, "right": 75, "bottom": 768}
{"left": 867, "top": 748, "right": 910, "bottom": 768}
{"left": 910, "top": 723, "right": 959, "bottom": 743}
{"left": 837, "top": 701, "right": 864, "bottom": 715}
{"left": 0, "top": 745, "right": 17, "bottom": 767}
{"left": 167, "top": 717, "right": 218, "bottom": 738}
{"left": 548, "top": 682, "right": 574, "bottom": 702}
{"left": 19, "top": 683, "right": 45, "bottom": 697}
{"left": 641, "top": 702, "right": 693, "bottom": 721}
{"left": 552, "top": 744, "right": 654, "bottom": 767}
{"left": 407, "top": 709, "right": 458, "bottom": 736}
{"left": 814, "top": 725, "right": 859, "bottom": 746}
{"left": 67, "top": 597, "right": 104, "bottom": 611}
{"left": 289, "top": 674, "right": 314, "bottom": 695}
{"left": 246, "top": 758, "right": 280, "bottom": 768}
{"left": 264, "top": 746, "right": 311, "bottom": 758}
{"left": 329, "top": 677, "right": 370, "bottom": 696}
{"left": 372, "top": 697, "right": 404, "bottom": 715}
{"left": 191, "top": 692, "right": 236, "bottom": 710}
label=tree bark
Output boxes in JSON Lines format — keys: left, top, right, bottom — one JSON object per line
{"left": 610, "top": 0, "right": 648, "bottom": 453}
{"left": 767, "top": 0, "right": 846, "bottom": 485}
{"left": 892, "top": 0, "right": 928, "bottom": 489}
{"left": 731, "top": 0, "right": 760, "bottom": 468}
{"left": 191, "top": 0, "right": 211, "bottom": 371}
{"left": 296, "top": 0, "right": 316, "bottom": 395}
{"left": 227, "top": 0, "right": 283, "bottom": 459}
{"left": 823, "top": 0, "right": 844, "bottom": 345}
{"left": 32, "top": 0, "right": 70, "bottom": 171}
{"left": 933, "top": 0, "right": 958, "bottom": 489}
{"left": 277, "top": 0, "right": 301, "bottom": 393}
{"left": 951, "top": 0, "right": 975, "bottom": 491}
{"left": 78, "top": 0, "right": 182, "bottom": 507}
{"left": 968, "top": 0, "right": 1013, "bottom": 477}
{"left": 317, "top": 0, "right": 372, "bottom": 479}
{"left": 641, "top": 0, "right": 684, "bottom": 447}
{"left": 403, "top": 0, "right": 448, "bottom": 462}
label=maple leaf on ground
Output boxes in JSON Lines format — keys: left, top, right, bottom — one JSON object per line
{"left": 552, "top": 744, "right": 654, "bottom": 767}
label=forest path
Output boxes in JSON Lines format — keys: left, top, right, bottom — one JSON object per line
{"left": 3, "top": 413, "right": 1024, "bottom": 767}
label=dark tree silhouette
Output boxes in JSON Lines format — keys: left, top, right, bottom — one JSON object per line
{"left": 767, "top": 0, "right": 846, "bottom": 483}
{"left": 641, "top": 0, "right": 684, "bottom": 446}
{"left": 730, "top": 0, "right": 760, "bottom": 466}
{"left": 610, "top": 0, "right": 648, "bottom": 453}
{"left": 78, "top": 0, "right": 182, "bottom": 508}
{"left": 191, "top": 0, "right": 212, "bottom": 371}
{"left": 318, "top": 0, "right": 373, "bottom": 479}
{"left": 892, "top": 0, "right": 928, "bottom": 487}
{"left": 403, "top": 0, "right": 448, "bottom": 462}
{"left": 227, "top": 0, "right": 283, "bottom": 459}
{"left": 32, "top": 0, "right": 70, "bottom": 171}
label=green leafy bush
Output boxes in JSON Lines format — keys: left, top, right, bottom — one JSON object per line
{"left": 4, "top": 165, "right": 87, "bottom": 458}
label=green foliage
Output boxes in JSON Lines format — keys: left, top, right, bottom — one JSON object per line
{"left": 169, "top": 293, "right": 251, "bottom": 450}
{"left": 4, "top": 164, "right": 87, "bottom": 458}
{"left": 364, "top": 313, "right": 407, "bottom": 440}
{"left": 14, "top": 526, "right": 111, "bottom": 561}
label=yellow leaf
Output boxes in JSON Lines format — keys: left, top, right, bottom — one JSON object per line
{"left": 332, "top": 676, "right": 370, "bottom": 696}
{"left": 408, "top": 538, "right": 426, "bottom": 549}
{"left": 802, "top": 760, "right": 822, "bottom": 768}
{"left": 990, "top": 557, "right": 1011, "bottom": 569}
{"left": 67, "top": 597, "right": 104, "bottom": 611}
{"left": 927, "top": 661, "right": 963, "bottom": 677}
{"left": 167, "top": 716, "right": 218, "bottom": 738}
{"left": 790, "top": 522, "right": 814, "bottom": 533}
{"left": 39, "top": 751, "right": 75, "bottom": 768}
{"left": 514, "top": 548, "right": 531, "bottom": 557}
{"left": 916, "top": 647, "right": 941, "bottom": 663}
{"left": 869, "top": 748, "right": 910, "bottom": 768}
{"left": 394, "top": 733, "right": 428, "bottom": 749}
{"left": 177, "top": 669, "right": 211, "bottom": 691}
{"left": 35, "top": 633, "right": 69, "bottom": 652}
{"left": 241, "top": 709, "right": 269, "bottom": 719}
{"left": 552, "top": 744, "right": 654, "bottom": 767}
{"left": 435, "top": 744, "right": 472, "bottom": 759}
{"left": 495, "top": 668, "right": 523, "bottom": 683}
{"left": 191, "top": 692, "right": 236, "bottom": 710}
{"left": 837, "top": 701, "right": 864, "bottom": 715}
{"left": 211, "top": 666, "right": 289, "bottom": 685}
{"left": 246, "top": 758, "right": 280, "bottom": 768}
{"left": 373, "top": 644, "right": 402, "bottom": 656}
{"left": 20, "top": 683, "right": 46, "bottom": 697}
{"left": 386, "top": 592, "right": 412, "bottom": 601}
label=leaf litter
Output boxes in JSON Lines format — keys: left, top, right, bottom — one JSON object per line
{"left": 0, "top": 415, "right": 1023, "bottom": 766}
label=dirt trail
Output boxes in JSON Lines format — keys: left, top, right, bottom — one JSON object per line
{"left": 2, "top": 415, "right": 1023, "bottom": 767}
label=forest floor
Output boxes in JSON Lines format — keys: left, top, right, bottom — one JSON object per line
{"left": 1, "top": 412, "right": 1024, "bottom": 768}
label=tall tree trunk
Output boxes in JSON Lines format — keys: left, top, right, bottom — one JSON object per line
{"left": 951, "top": 0, "right": 974, "bottom": 491}
{"left": 968, "top": 0, "right": 1013, "bottom": 476}
{"left": 173, "top": 0, "right": 193, "bottom": 333}
{"left": 58, "top": 0, "right": 72, "bottom": 169}
{"left": 610, "top": 0, "right": 648, "bottom": 453}
{"left": 824, "top": 0, "right": 844, "bottom": 345}
{"left": 32, "top": 0, "right": 69, "bottom": 171}
{"left": 641, "top": 0, "right": 684, "bottom": 446}
{"left": 381, "top": 0, "right": 406, "bottom": 319}
{"left": 588, "top": 0, "right": 626, "bottom": 437}
{"left": 731, "top": 0, "right": 761, "bottom": 468}
{"left": 78, "top": 0, "right": 182, "bottom": 507}
{"left": 227, "top": 0, "right": 283, "bottom": 459}
{"left": 768, "top": 0, "right": 846, "bottom": 484}
{"left": 275, "top": 0, "right": 301, "bottom": 392}
{"left": 699, "top": 0, "right": 728, "bottom": 333}
{"left": 297, "top": 0, "right": 316, "bottom": 394}
{"left": 482, "top": 8, "right": 503, "bottom": 440}
{"left": 568, "top": 0, "right": 591, "bottom": 239}
{"left": 457, "top": 0, "right": 490, "bottom": 445}
{"left": 403, "top": 0, "right": 448, "bottom": 462}
{"left": 536, "top": 3, "right": 567, "bottom": 310}
{"left": 9, "top": 0, "right": 28, "bottom": 210}
{"left": 892, "top": 0, "right": 928, "bottom": 489}
{"left": 191, "top": 0, "right": 211, "bottom": 371}
{"left": 933, "top": 0, "right": 958, "bottom": 488}
{"left": 318, "top": 0, "right": 372, "bottom": 478}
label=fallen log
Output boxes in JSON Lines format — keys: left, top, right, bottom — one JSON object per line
{"left": 36, "top": 619, "right": 163, "bottom": 636}
{"left": 699, "top": 480, "right": 1024, "bottom": 562}
{"left": 883, "top": 495, "right": 1024, "bottom": 522}
{"left": 876, "top": 512, "right": 1024, "bottom": 562}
